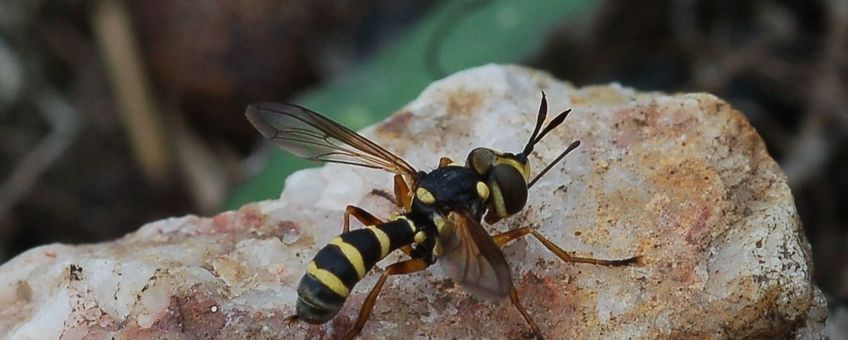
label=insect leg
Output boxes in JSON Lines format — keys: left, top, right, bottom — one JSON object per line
{"left": 367, "top": 174, "right": 414, "bottom": 208}
{"left": 343, "top": 205, "right": 383, "bottom": 233}
{"left": 492, "top": 227, "right": 642, "bottom": 266}
{"left": 484, "top": 210, "right": 503, "bottom": 225}
{"left": 509, "top": 287, "right": 544, "bottom": 340}
{"left": 370, "top": 189, "right": 399, "bottom": 205}
{"left": 343, "top": 258, "right": 429, "bottom": 340}
{"left": 393, "top": 174, "right": 413, "bottom": 210}
{"left": 341, "top": 205, "right": 412, "bottom": 256}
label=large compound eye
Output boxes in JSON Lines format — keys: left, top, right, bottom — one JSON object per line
{"left": 487, "top": 164, "right": 528, "bottom": 218}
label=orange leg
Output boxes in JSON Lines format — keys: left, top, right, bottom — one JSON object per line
{"left": 484, "top": 210, "right": 503, "bottom": 225}
{"left": 368, "top": 174, "right": 414, "bottom": 210}
{"left": 342, "top": 259, "right": 429, "bottom": 340}
{"left": 393, "top": 174, "right": 413, "bottom": 211}
{"left": 343, "top": 205, "right": 383, "bottom": 233}
{"left": 492, "top": 227, "right": 642, "bottom": 266}
{"left": 510, "top": 287, "right": 544, "bottom": 340}
{"left": 494, "top": 227, "right": 640, "bottom": 339}
{"left": 343, "top": 205, "right": 412, "bottom": 256}
{"left": 369, "top": 189, "right": 398, "bottom": 205}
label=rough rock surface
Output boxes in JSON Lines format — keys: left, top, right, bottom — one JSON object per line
{"left": 0, "top": 65, "right": 826, "bottom": 339}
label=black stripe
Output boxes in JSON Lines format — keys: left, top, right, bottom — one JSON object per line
{"left": 312, "top": 245, "right": 358, "bottom": 289}
{"left": 296, "top": 274, "right": 344, "bottom": 323}
{"left": 377, "top": 219, "right": 416, "bottom": 249}
{"left": 298, "top": 274, "right": 346, "bottom": 310}
{"left": 340, "top": 229, "right": 382, "bottom": 270}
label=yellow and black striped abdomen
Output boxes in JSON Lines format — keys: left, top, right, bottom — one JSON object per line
{"left": 295, "top": 219, "right": 415, "bottom": 324}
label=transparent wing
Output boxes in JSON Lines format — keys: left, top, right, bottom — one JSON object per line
{"left": 438, "top": 211, "right": 513, "bottom": 300}
{"left": 246, "top": 103, "right": 417, "bottom": 176}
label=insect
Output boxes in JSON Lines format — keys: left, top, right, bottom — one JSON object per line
{"left": 246, "top": 93, "right": 641, "bottom": 339}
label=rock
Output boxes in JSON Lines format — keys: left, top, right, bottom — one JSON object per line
{"left": 0, "top": 65, "right": 825, "bottom": 339}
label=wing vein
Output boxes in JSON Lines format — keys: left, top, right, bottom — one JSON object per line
{"left": 437, "top": 212, "right": 513, "bottom": 300}
{"left": 246, "top": 103, "right": 418, "bottom": 176}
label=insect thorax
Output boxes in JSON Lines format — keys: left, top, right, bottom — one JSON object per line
{"left": 403, "top": 166, "right": 489, "bottom": 263}
{"left": 412, "top": 166, "right": 487, "bottom": 218}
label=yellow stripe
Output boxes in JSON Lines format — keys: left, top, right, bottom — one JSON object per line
{"left": 476, "top": 181, "right": 490, "bottom": 199}
{"left": 496, "top": 157, "right": 530, "bottom": 181}
{"left": 433, "top": 239, "right": 443, "bottom": 257}
{"left": 307, "top": 262, "right": 350, "bottom": 297}
{"left": 490, "top": 181, "right": 508, "bottom": 218}
{"left": 416, "top": 187, "right": 436, "bottom": 204}
{"left": 433, "top": 214, "right": 446, "bottom": 234}
{"left": 329, "top": 237, "right": 366, "bottom": 279}
{"left": 414, "top": 231, "right": 426, "bottom": 244}
{"left": 367, "top": 226, "right": 390, "bottom": 258}
{"left": 395, "top": 215, "right": 417, "bottom": 233}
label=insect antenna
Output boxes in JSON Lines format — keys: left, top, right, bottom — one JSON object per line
{"left": 528, "top": 140, "right": 580, "bottom": 189}
{"left": 520, "top": 92, "right": 580, "bottom": 188}
{"left": 521, "top": 93, "right": 573, "bottom": 157}
{"left": 523, "top": 92, "right": 548, "bottom": 155}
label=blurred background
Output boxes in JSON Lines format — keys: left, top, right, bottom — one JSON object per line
{"left": 0, "top": 0, "right": 845, "bottom": 332}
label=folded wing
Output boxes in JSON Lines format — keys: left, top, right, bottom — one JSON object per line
{"left": 438, "top": 211, "right": 513, "bottom": 300}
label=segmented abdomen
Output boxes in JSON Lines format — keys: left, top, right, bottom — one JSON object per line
{"left": 295, "top": 218, "right": 416, "bottom": 324}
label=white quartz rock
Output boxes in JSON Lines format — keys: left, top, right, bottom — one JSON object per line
{"left": 0, "top": 65, "right": 825, "bottom": 339}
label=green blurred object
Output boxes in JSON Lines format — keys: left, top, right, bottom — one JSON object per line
{"left": 228, "top": 0, "right": 598, "bottom": 209}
